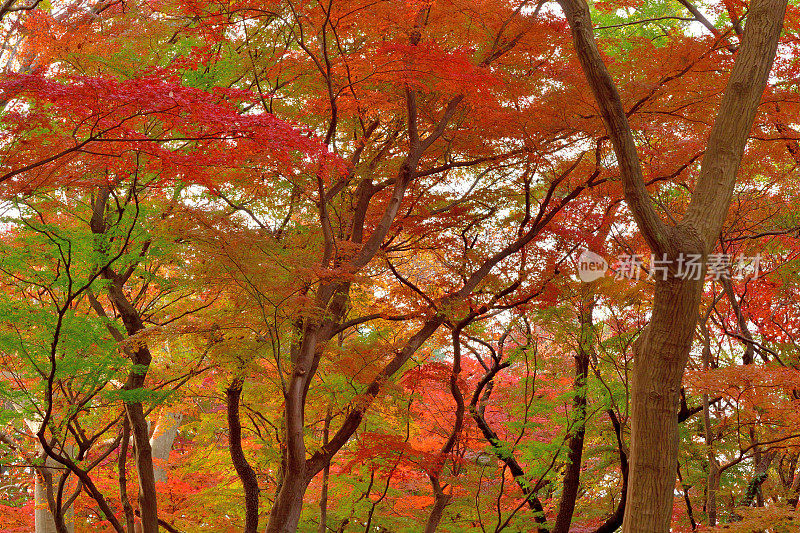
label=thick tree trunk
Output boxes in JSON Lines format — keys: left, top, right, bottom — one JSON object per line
{"left": 265, "top": 467, "right": 309, "bottom": 533}
{"left": 24, "top": 418, "right": 75, "bottom": 533}
{"left": 266, "top": 330, "right": 316, "bottom": 533}
{"left": 556, "top": 1, "right": 787, "bottom": 531}
{"left": 623, "top": 276, "right": 703, "bottom": 532}
{"left": 34, "top": 469, "right": 59, "bottom": 533}
{"left": 423, "top": 482, "right": 452, "bottom": 533}
{"left": 226, "top": 381, "right": 260, "bottom": 533}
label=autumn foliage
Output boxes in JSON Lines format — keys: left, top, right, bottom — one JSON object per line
{"left": 0, "top": 1, "right": 799, "bottom": 533}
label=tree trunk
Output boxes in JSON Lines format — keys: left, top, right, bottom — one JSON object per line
{"left": 91, "top": 188, "right": 159, "bottom": 533}
{"left": 422, "top": 328, "right": 466, "bottom": 533}
{"left": 266, "top": 331, "right": 315, "bottom": 533}
{"left": 423, "top": 481, "right": 452, "bottom": 533}
{"left": 34, "top": 458, "right": 75, "bottom": 533}
{"left": 318, "top": 407, "right": 331, "bottom": 533}
{"left": 731, "top": 450, "right": 777, "bottom": 520}
{"left": 592, "top": 410, "right": 628, "bottom": 533}
{"left": 25, "top": 418, "right": 75, "bottom": 533}
{"left": 150, "top": 411, "right": 182, "bottom": 484}
{"left": 552, "top": 290, "right": 594, "bottom": 533}
{"left": 127, "top": 402, "right": 159, "bottom": 533}
{"left": 789, "top": 460, "right": 800, "bottom": 508}
{"left": 226, "top": 381, "right": 260, "bottom": 533}
{"left": 469, "top": 356, "right": 548, "bottom": 532}
{"left": 556, "top": 1, "right": 787, "bottom": 531}
{"left": 700, "top": 318, "right": 719, "bottom": 526}
{"left": 676, "top": 463, "right": 697, "bottom": 531}
{"left": 265, "top": 467, "right": 309, "bottom": 533}
{"left": 266, "top": 317, "right": 443, "bottom": 533}
{"left": 119, "top": 418, "right": 136, "bottom": 533}
{"left": 705, "top": 466, "right": 720, "bottom": 526}
{"left": 622, "top": 277, "right": 703, "bottom": 532}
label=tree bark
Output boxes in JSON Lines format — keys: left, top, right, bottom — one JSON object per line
{"left": 127, "top": 401, "right": 158, "bottom": 533}
{"left": 788, "top": 464, "right": 800, "bottom": 508}
{"left": 469, "top": 354, "right": 548, "bottom": 531}
{"left": 700, "top": 317, "right": 719, "bottom": 526}
{"left": 266, "top": 466, "right": 310, "bottom": 533}
{"left": 91, "top": 187, "right": 160, "bottom": 533}
{"left": 119, "top": 418, "right": 136, "bottom": 533}
{"left": 592, "top": 409, "right": 628, "bottom": 533}
{"left": 422, "top": 328, "right": 466, "bottom": 533}
{"left": 731, "top": 450, "right": 777, "bottom": 520}
{"left": 261, "top": 11, "right": 552, "bottom": 529}
{"left": 556, "top": 1, "right": 787, "bottom": 531}
{"left": 622, "top": 277, "right": 702, "bottom": 532}
{"left": 150, "top": 411, "right": 182, "bottom": 484}
{"left": 423, "top": 479, "right": 453, "bottom": 533}
{"left": 552, "top": 290, "right": 594, "bottom": 533}
{"left": 318, "top": 407, "right": 331, "bottom": 533}
{"left": 226, "top": 380, "right": 260, "bottom": 533}
{"left": 676, "top": 463, "right": 697, "bottom": 531}
{"left": 34, "top": 456, "right": 74, "bottom": 533}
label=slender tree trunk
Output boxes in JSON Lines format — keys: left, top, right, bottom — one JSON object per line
{"left": 703, "top": 409, "right": 721, "bottom": 526}
{"left": 731, "top": 450, "right": 777, "bottom": 521}
{"left": 552, "top": 290, "right": 594, "bottom": 533}
{"left": 267, "top": 317, "right": 442, "bottom": 533}
{"left": 469, "top": 355, "right": 548, "bottom": 532}
{"left": 90, "top": 187, "right": 159, "bottom": 533}
{"left": 318, "top": 463, "right": 329, "bottom": 533}
{"left": 676, "top": 463, "right": 697, "bottom": 531}
{"left": 119, "top": 418, "right": 136, "bottom": 533}
{"left": 108, "top": 291, "right": 158, "bottom": 533}
{"left": 700, "top": 318, "right": 719, "bottom": 526}
{"left": 592, "top": 409, "right": 628, "bottom": 533}
{"left": 318, "top": 408, "right": 331, "bottom": 533}
{"left": 788, "top": 465, "right": 800, "bottom": 508}
{"left": 422, "top": 328, "right": 466, "bottom": 533}
{"left": 720, "top": 277, "right": 756, "bottom": 364}
{"left": 226, "top": 380, "right": 260, "bottom": 533}
{"left": 127, "top": 402, "right": 158, "bottom": 533}
{"left": 705, "top": 465, "right": 720, "bottom": 526}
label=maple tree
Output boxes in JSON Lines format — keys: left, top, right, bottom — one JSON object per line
{"left": 0, "top": 1, "right": 800, "bottom": 533}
